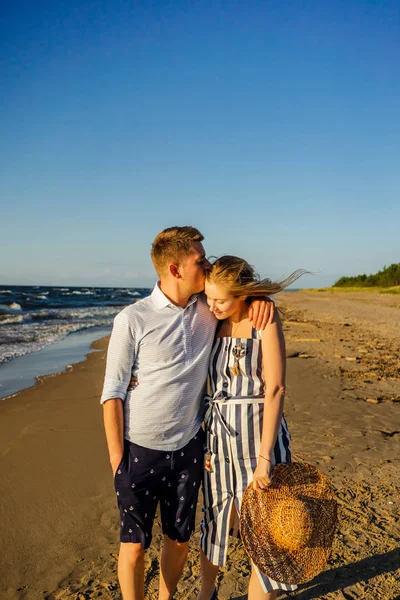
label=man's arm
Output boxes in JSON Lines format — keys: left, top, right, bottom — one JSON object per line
{"left": 103, "top": 398, "right": 125, "bottom": 475}
{"left": 101, "top": 310, "right": 136, "bottom": 475}
{"left": 248, "top": 297, "right": 275, "bottom": 330}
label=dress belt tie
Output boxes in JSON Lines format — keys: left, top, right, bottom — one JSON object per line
{"left": 204, "top": 395, "right": 264, "bottom": 437}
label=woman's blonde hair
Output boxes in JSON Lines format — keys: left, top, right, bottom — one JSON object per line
{"left": 206, "top": 255, "right": 306, "bottom": 298}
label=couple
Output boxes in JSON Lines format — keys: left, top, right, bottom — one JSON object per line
{"left": 101, "top": 226, "right": 299, "bottom": 600}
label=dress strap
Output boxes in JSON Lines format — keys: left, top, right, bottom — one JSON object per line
{"left": 251, "top": 327, "right": 262, "bottom": 339}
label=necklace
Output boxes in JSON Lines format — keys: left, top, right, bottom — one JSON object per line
{"left": 230, "top": 319, "right": 241, "bottom": 338}
{"left": 229, "top": 318, "right": 247, "bottom": 376}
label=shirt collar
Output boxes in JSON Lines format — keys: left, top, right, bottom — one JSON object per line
{"left": 151, "top": 282, "right": 199, "bottom": 310}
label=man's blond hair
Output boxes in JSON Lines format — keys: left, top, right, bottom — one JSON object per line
{"left": 151, "top": 226, "right": 204, "bottom": 276}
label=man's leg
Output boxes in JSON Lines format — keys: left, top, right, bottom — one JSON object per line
{"left": 158, "top": 535, "right": 189, "bottom": 600}
{"left": 118, "top": 542, "right": 145, "bottom": 600}
{"left": 159, "top": 430, "right": 204, "bottom": 599}
{"left": 114, "top": 440, "right": 161, "bottom": 599}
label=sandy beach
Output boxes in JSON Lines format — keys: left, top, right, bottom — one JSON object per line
{"left": 1, "top": 290, "right": 399, "bottom": 600}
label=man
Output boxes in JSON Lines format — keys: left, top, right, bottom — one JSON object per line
{"left": 101, "top": 226, "right": 272, "bottom": 600}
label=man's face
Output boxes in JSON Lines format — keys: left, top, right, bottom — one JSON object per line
{"left": 179, "top": 242, "right": 211, "bottom": 295}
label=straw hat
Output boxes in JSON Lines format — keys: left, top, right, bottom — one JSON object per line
{"left": 239, "top": 462, "right": 338, "bottom": 584}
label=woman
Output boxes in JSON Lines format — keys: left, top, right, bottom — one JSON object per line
{"left": 197, "top": 256, "right": 304, "bottom": 600}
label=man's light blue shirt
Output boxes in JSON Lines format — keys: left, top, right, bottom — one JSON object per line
{"left": 101, "top": 284, "right": 217, "bottom": 450}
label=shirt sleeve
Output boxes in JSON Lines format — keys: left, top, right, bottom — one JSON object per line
{"left": 100, "top": 311, "right": 136, "bottom": 404}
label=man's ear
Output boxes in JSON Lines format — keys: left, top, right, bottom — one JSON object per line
{"left": 169, "top": 263, "right": 181, "bottom": 279}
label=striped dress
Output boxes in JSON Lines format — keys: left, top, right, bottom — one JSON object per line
{"left": 200, "top": 328, "right": 297, "bottom": 593}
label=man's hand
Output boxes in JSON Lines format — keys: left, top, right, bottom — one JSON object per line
{"left": 103, "top": 398, "right": 125, "bottom": 479}
{"left": 111, "top": 454, "right": 124, "bottom": 477}
{"left": 248, "top": 298, "right": 274, "bottom": 330}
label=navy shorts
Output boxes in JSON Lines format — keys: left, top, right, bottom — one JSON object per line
{"left": 114, "top": 429, "right": 204, "bottom": 549}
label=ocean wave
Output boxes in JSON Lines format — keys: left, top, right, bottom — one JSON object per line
{"left": 0, "top": 314, "right": 27, "bottom": 325}
{"left": 0, "top": 319, "right": 113, "bottom": 365}
{"left": 38, "top": 307, "right": 118, "bottom": 321}
{"left": 0, "top": 285, "right": 151, "bottom": 366}
{"left": 0, "top": 303, "right": 23, "bottom": 315}
{"left": 0, "top": 306, "right": 120, "bottom": 325}
{"left": 0, "top": 327, "right": 81, "bottom": 364}
{"left": 57, "top": 307, "right": 118, "bottom": 319}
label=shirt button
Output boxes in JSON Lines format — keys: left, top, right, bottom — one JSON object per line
{"left": 223, "top": 382, "right": 229, "bottom": 388}
{"left": 225, "top": 457, "right": 230, "bottom": 463}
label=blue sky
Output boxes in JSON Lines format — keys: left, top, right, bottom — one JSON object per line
{"left": 1, "top": 0, "right": 399, "bottom": 288}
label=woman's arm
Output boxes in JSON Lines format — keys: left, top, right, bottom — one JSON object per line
{"left": 252, "top": 311, "right": 286, "bottom": 490}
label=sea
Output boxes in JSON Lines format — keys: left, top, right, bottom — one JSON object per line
{"left": 0, "top": 284, "right": 298, "bottom": 399}
{"left": 0, "top": 285, "right": 151, "bottom": 398}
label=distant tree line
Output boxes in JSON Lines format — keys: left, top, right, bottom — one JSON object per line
{"left": 334, "top": 263, "right": 400, "bottom": 287}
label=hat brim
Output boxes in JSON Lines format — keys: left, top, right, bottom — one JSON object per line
{"left": 240, "top": 462, "right": 338, "bottom": 584}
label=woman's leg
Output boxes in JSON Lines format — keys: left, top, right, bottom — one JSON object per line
{"left": 248, "top": 565, "right": 278, "bottom": 600}
{"left": 197, "top": 502, "right": 239, "bottom": 599}
{"left": 196, "top": 549, "right": 219, "bottom": 600}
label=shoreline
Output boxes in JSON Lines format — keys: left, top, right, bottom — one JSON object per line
{"left": 1, "top": 290, "right": 399, "bottom": 599}
{"left": 0, "top": 326, "right": 111, "bottom": 400}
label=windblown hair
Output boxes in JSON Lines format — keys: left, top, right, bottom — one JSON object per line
{"left": 206, "top": 255, "right": 306, "bottom": 298}
{"left": 151, "top": 226, "right": 204, "bottom": 276}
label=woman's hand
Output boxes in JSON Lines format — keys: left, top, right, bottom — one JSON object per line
{"left": 252, "top": 456, "right": 273, "bottom": 491}
{"left": 127, "top": 375, "right": 139, "bottom": 391}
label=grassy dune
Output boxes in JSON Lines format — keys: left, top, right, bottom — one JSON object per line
{"left": 303, "top": 285, "right": 400, "bottom": 294}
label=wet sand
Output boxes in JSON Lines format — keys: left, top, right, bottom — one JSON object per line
{"left": 0, "top": 290, "right": 399, "bottom": 599}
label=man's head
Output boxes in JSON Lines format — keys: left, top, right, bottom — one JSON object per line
{"left": 151, "top": 226, "right": 210, "bottom": 296}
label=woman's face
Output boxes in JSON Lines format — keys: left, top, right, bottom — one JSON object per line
{"left": 205, "top": 281, "right": 245, "bottom": 320}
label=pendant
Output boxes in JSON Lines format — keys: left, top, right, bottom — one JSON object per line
{"left": 230, "top": 361, "right": 240, "bottom": 377}
{"left": 231, "top": 342, "right": 247, "bottom": 376}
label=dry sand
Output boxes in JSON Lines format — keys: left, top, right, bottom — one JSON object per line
{"left": 0, "top": 290, "right": 399, "bottom": 600}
